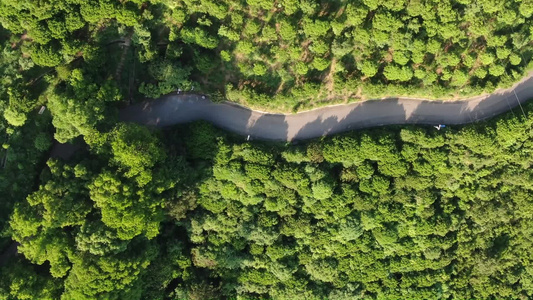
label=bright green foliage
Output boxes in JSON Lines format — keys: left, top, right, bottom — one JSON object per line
{"left": 3, "top": 89, "right": 35, "bottom": 127}
{"left": 253, "top": 63, "right": 268, "bottom": 76}
{"left": 450, "top": 69, "right": 468, "bottom": 86}
{"left": 150, "top": 104, "right": 533, "bottom": 299}
{"left": 62, "top": 242, "right": 157, "bottom": 300}
{"left": 29, "top": 45, "right": 63, "bottom": 67}
{"left": 383, "top": 64, "right": 414, "bottom": 82}
{"left": 0, "top": 0, "right": 145, "bottom": 66}
{"left": 0, "top": 258, "right": 62, "bottom": 300}
{"left": 311, "top": 180, "right": 334, "bottom": 200}
{"left": 489, "top": 64, "right": 506, "bottom": 76}
{"left": 108, "top": 123, "right": 166, "bottom": 179}
{"left": 89, "top": 171, "right": 163, "bottom": 240}
{"left": 358, "top": 61, "right": 379, "bottom": 77}
{"left": 520, "top": 0, "right": 533, "bottom": 17}
{"left": 48, "top": 66, "right": 122, "bottom": 143}
{"left": 60, "top": 0, "right": 533, "bottom": 111}
{"left": 75, "top": 220, "right": 129, "bottom": 256}
{"left": 0, "top": 87, "right": 54, "bottom": 255}
{"left": 3, "top": 107, "right": 26, "bottom": 127}
{"left": 0, "top": 0, "right": 532, "bottom": 115}
{"left": 9, "top": 160, "right": 92, "bottom": 277}
{"left": 295, "top": 61, "right": 309, "bottom": 75}
{"left": 4, "top": 119, "right": 188, "bottom": 297}
{"left": 25, "top": 160, "right": 92, "bottom": 228}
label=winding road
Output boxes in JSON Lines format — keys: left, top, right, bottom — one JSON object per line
{"left": 120, "top": 72, "right": 533, "bottom": 141}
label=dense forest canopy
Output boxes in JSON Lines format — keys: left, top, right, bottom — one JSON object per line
{"left": 0, "top": 0, "right": 533, "bottom": 111}
{"left": 3, "top": 101, "right": 533, "bottom": 299}
{"left": 2, "top": 0, "right": 533, "bottom": 299}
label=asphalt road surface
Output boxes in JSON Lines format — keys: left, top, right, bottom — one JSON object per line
{"left": 120, "top": 73, "right": 533, "bottom": 141}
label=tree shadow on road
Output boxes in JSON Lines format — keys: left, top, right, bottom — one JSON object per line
{"left": 286, "top": 90, "right": 533, "bottom": 142}
{"left": 288, "top": 98, "right": 408, "bottom": 141}
{"left": 111, "top": 84, "right": 533, "bottom": 143}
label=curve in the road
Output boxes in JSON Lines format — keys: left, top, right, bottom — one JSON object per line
{"left": 120, "top": 73, "right": 533, "bottom": 141}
